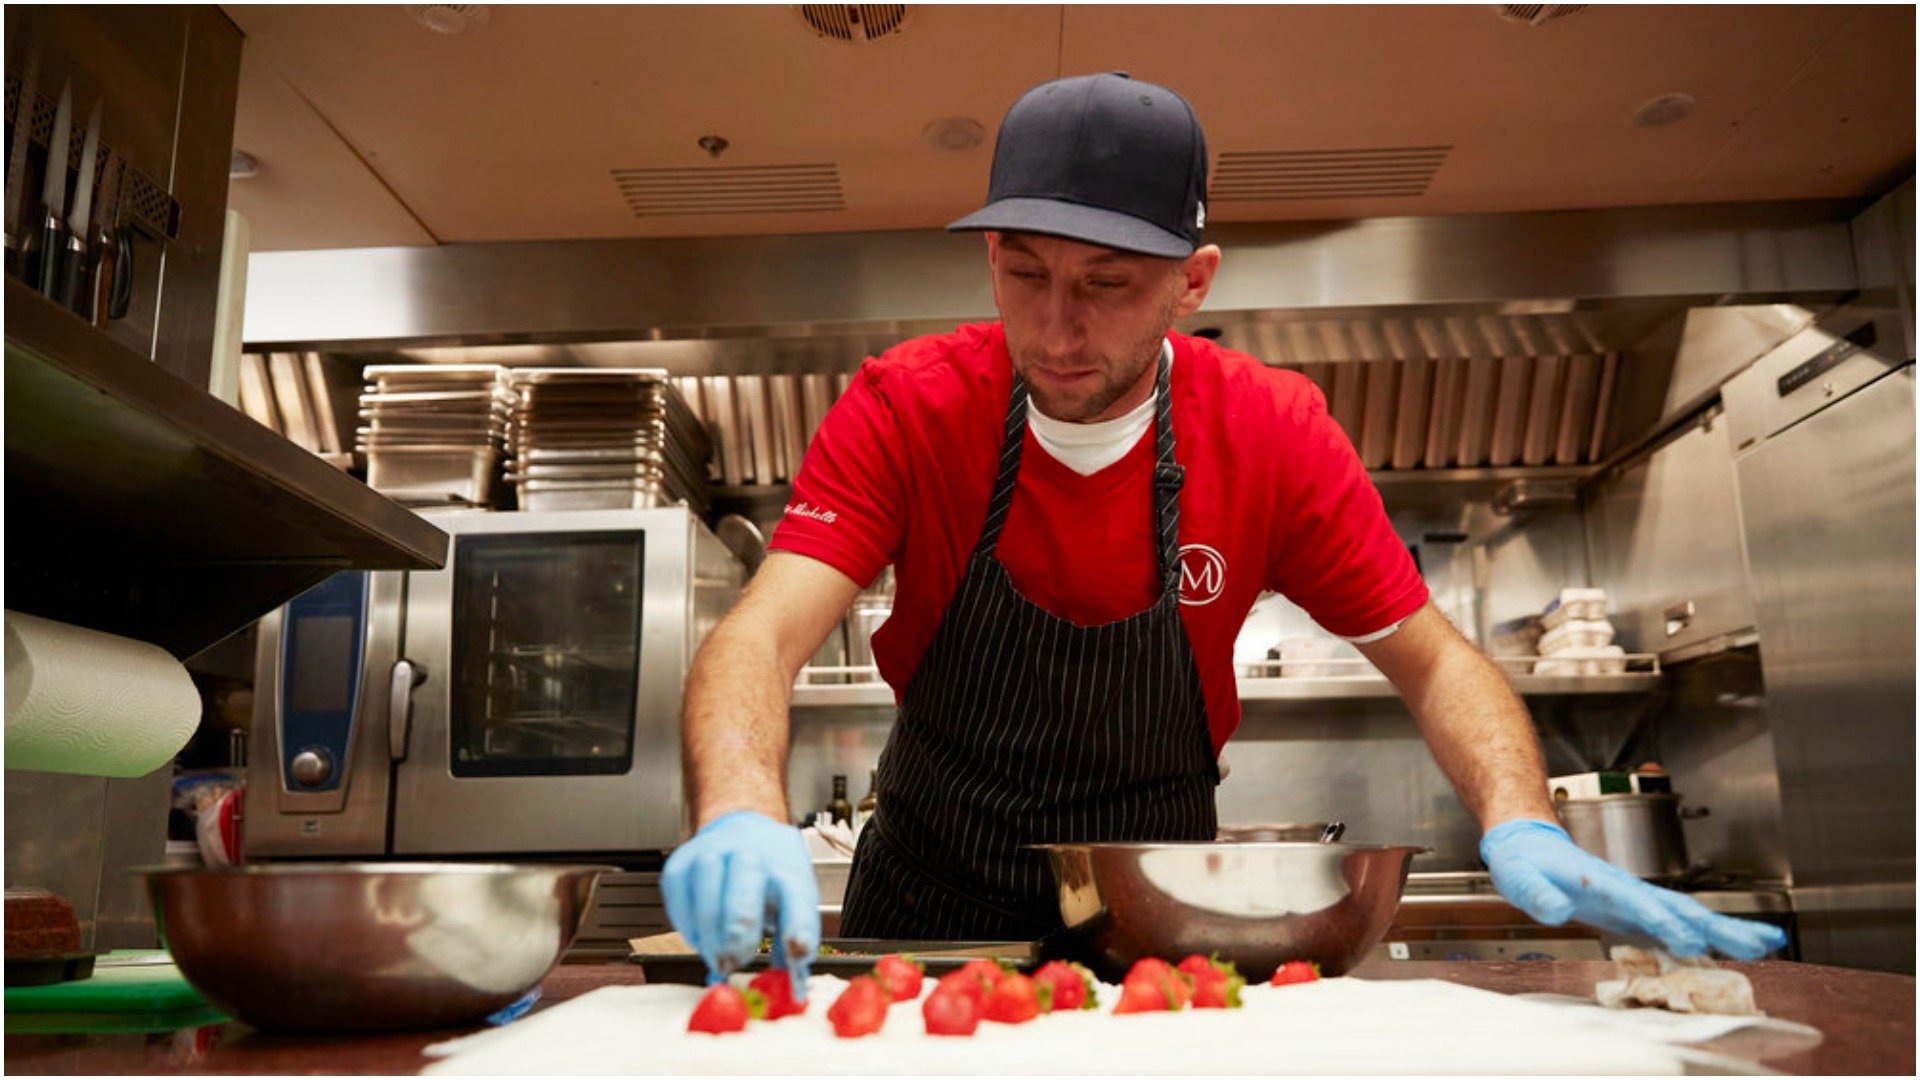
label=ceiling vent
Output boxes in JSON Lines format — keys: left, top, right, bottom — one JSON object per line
{"left": 795, "top": 5, "right": 910, "bottom": 43}
{"left": 1211, "top": 146, "right": 1451, "bottom": 202}
{"left": 612, "top": 164, "right": 847, "bottom": 218}
{"left": 1495, "top": 4, "right": 1588, "bottom": 26}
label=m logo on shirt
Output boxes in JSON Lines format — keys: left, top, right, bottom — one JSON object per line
{"left": 1177, "top": 544, "right": 1227, "bottom": 606}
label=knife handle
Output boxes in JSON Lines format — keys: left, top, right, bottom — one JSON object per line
{"left": 108, "top": 223, "right": 133, "bottom": 320}
{"left": 56, "top": 235, "right": 88, "bottom": 314}
{"left": 33, "top": 213, "right": 61, "bottom": 295}
{"left": 90, "top": 229, "right": 114, "bottom": 325}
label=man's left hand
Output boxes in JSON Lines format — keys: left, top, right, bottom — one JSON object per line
{"left": 1480, "top": 819, "right": 1787, "bottom": 960}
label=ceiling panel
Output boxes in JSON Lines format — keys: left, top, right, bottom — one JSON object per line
{"left": 221, "top": 4, "right": 1914, "bottom": 252}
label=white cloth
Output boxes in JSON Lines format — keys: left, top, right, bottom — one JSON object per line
{"left": 419, "top": 974, "right": 1814, "bottom": 1075}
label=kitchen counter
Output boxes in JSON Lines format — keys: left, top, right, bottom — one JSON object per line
{"left": 5, "top": 958, "right": 1911, "bottom": 1075}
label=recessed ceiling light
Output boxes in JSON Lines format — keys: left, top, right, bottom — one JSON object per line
{"left": 229, "top": 149, "right": 259, "bottom": 179}
{"left": 922, "top": 117, "right": 985, "bottom": 153}
{"left": 1631, "top": 92, "right": 1696, "bottom": 128}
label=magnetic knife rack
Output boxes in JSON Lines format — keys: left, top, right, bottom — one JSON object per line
{"left": 4, "top": 69, "right": 182, "bottom": 244}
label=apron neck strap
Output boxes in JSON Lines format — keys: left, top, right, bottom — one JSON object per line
{"left": 977, "top": 344, "right": 1185, "bottom": 596}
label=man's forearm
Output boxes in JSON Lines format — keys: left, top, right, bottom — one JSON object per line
{"left": 681, "top": 620, "right": 799, "bottom": 831}
{"left": 1358, "top": 605, "right": 1558, "bottom": 829}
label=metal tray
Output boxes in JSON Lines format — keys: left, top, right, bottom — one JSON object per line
{"left": 630, "top": 939, "right": 1039, "bottom": 986}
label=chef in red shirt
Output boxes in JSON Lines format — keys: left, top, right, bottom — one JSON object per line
{"left": 662, "top": 72, "right": 1785, "bottom": 995}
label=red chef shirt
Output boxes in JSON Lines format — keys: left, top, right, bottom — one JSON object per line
{"left": 768, "top": 322, "right": 1428, "bottom": 753}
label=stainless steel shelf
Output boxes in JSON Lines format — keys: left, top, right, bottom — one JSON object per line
{"left": 792, "top": 658, "right": 1664, "bottom": 709}
{"left": 4, "top": 278, "right": 449, "bottom": 658}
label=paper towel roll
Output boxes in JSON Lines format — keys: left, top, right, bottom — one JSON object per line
{"left": 4, "top": 611, "right": 202, "bottom": 777}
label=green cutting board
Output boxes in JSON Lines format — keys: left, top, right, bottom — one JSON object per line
{"left": 5, "top": 950, "right": 228, "bottom": 1033}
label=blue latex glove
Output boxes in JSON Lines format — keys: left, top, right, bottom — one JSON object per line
{"left": 1481, "top": 819, "right": 1787, "bottom": 961}
{"left": 661, "top": 810, "right": 820, "bottom": 999}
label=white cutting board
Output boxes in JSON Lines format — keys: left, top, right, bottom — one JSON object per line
{"left": 422, "top": 975, "right": 1790, "bottom": 1075}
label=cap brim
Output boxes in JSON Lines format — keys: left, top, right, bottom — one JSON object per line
{"left": 947, "top": 197, "right": 1194, "bottom": 258}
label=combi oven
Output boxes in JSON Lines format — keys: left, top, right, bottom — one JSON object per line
{"left": 244, "top": 507, "right": 741, "bottom": 860}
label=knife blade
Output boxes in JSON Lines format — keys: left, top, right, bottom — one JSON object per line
{"left": 5, "top": 39, "right": 41, "bottom": 275}
{"left": 34, "top": 79, "right": 70, "bottom": 296}
{"left": 57, "top": 96, "right": 99, "bottom": 311}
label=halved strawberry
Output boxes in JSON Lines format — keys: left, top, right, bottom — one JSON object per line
{"left": 872, "top": 953, "right": 925, "bottom": 1003}
{"left": 687, "top": 983, "right": 756, "bottom": 1034}
{"left": 922, "top": 983, "right": 983, "bottom": 1036}
{"left": 1176, "top": 954, "right": 1245, "bottom": 1009}
{"left": 826, "top": 975, "right": 890, "bottom": 1038}
{"left": 746, "top": 968, "right": 808, "bottom": 1019}
{"left": 982, "top": 971, "right": 1046, "bottom": 1024}
{"left": 1269, "top": 959, "right": 1322, "bottom": 986}
{"left": 1030, "top": 960, "right": 1099, "bottom": 1011}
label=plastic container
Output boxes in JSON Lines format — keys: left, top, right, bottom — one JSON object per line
{"left": 1538, "top": 619, "right": 1616, "bottom": 656}
{"left": 1540, "top": 588, "right": 1608, "bottom": 630}
{"left": 1491, "top": 615, "right": 1545, "bottom": 656}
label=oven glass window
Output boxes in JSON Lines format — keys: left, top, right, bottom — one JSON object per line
{"left": 450, "top": 531, "right": 643, "bottom": 777}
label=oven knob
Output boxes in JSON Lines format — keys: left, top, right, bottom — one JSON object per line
{"left": 291, "top": 748, "right": 334, "bottom": 787}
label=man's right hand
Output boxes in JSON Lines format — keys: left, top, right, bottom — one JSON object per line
{"left": 660, "top": 810, "right": 821, "bottom": 999}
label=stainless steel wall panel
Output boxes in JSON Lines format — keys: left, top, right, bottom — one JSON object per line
{"left": 1649, "top": 650, "right": 1791, "bottom": 884}
{"left": 1586, "top": 414, "right": 1756, "bottom": 657}
{"left": 1733, "top": 366, "right": 1914, "bottom": 971}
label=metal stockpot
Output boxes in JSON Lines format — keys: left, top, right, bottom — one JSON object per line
{"left": 1555, "top": 793, "right": 1696, "bottom": 882}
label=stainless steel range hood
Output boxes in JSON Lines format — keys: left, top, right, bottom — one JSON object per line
{"left": 242, "top": 199, "right": 1864, "bottom": 480}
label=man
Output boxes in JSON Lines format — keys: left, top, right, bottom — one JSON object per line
{"left": 662, "top": 72, "right": 1786, "bottom": 994}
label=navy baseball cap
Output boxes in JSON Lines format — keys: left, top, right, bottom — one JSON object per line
{"left": 948, "top": 72, "right": 1208, "bottom": 258}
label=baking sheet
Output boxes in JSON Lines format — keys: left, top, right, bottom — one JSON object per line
{"left": 631, "top": 938, "right": 1039, "bottom": 986}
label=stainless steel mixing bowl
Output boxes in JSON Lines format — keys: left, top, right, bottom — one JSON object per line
{"left": 1032, "top": 841, "right": 1426, "bottom": 982}
{"left": 143, "top": 862, "right": 611, "bottom": 1033}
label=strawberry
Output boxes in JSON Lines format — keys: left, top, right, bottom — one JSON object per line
{"left": 687, "top": 983, "right": 756, "bottom": 1034}
{"left": 1112, "top": 957, "right": 1192, "bottom": 1014}
{"left": 1269, "top": 960, "right": 1322, "bottom": 986}
{"left": 922, "top": 982, "right": 983, "bottom": 1036}
{"left": 826, "top": 975, "right": 889, "bottom": 1038}
{"left": 981, "top": 971, "right": 1046, "bottom": 1024}
{"left": 1176, "top": 954, "right": 1245, "bottom": 1009}
{"left": 956, "top": 957, "right": 1011, "bottom": 990}
{"left": 746, "top": 968, "right": 808, "bottom": 1020}
{"left": 934, "top": 968, "right": 987, "bottom": 1007}
{"left": 872, "top": 953, "right": 926, "bottom": 1003}
{"left": 1030, "top": 960, "right": 1099, "bottom": 1012}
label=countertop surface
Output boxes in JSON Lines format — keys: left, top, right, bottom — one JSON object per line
{"left": 5, "top": 958, "right": 1912, "bottom": 1075}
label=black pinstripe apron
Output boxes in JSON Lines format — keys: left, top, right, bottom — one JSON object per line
{"left": 840, "top": 353, "right": 1219, "bottom": 941}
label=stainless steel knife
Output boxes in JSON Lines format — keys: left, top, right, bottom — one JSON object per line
{"left": 34, "top": 78, "right": 70, "bottom": 296}
{"left": 57, "top": 96, "right": 99, "bottom": 311}
{"left": 5, "top": 39, "right": 40, "bottom": 276}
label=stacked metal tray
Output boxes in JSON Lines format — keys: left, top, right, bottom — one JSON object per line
{"left": 357, "top": 365, "right": 512, "bottom": 506}
{"left": 503, "top": 368, "right": 713, "bottom": 513}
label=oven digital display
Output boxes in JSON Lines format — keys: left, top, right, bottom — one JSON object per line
{"left": 288, "top": 614, "right": 356, "bottom": 713}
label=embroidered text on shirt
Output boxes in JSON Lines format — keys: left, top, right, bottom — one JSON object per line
{"left": 785, "top": 501, "right": 839, "bottom": 525}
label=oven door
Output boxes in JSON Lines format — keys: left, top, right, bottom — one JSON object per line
{"left": 390, "top": 508, "right": 693, "bottom": 855}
